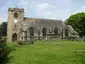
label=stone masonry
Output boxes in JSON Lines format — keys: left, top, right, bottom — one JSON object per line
{"left": 7, "top": 7, "right": 79, "bottom": 42}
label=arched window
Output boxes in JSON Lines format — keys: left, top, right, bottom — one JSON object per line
{"left": 65, "top": 28, "right": 68, "bottom": 37}
{"left": 14, "top": 13, "right": 18, "bottom": 18}
{"left": 29, "top": 27, "right": 34, "bottom": 36}
{"left": 12, "top": 33, "right": 17, "bottom": 41}
{"left": 54, "top": 28, "right": 58, "bottom": 35}
{"left": 42, "top": 27, "right": 47, "bottom": 36}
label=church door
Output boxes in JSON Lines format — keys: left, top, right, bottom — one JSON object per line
{"left": 12, "top": 33, "right": 17, "bottom": 41}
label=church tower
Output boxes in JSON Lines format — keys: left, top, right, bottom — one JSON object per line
{"left": 7, "top": 8, "right": 24, "bottom": 42}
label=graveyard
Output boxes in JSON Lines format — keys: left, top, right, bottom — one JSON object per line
{"left": 7, "top": 40, "right": 85, "bottom": 64}
{"left": 0, "top": 0, "right": 85, "bottom": 64}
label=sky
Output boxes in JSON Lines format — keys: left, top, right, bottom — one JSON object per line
{"left": 0, "top": 0, "right": 85, "bottom": 23}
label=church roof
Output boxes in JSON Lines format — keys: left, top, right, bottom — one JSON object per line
{"left": 22, "top": 17, "right": 65, "bottom": 31}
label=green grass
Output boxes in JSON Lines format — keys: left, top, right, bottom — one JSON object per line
{"left": 7, "top": 40, "right": 85, "bottom": 64}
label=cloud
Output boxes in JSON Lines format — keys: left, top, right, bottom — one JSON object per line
{"left": 74, "top": 5, "right": 85, "bottom": 13}
{"left": 19, "top": 0, "right": 28, "bottom": 6}
{"left": 35, "top": 2, "right": 70, "bottom": 20}
{"left": 0, "top": 0, "right": 9, "bottom": 8}
{"left": 36, "top": 3, "right": 56, "bottom": 11}
{"left": 35, "top": 3, "right": 56, "bottom": 19}
{"left": 0, "top": 0, "right": 85, "bottom": 22}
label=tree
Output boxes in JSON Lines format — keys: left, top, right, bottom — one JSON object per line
{"left": 66, "top": 12, "right": 85, "bottom": 37}
{"left": 0, "top": 22, "right": 7, "bottom": 37}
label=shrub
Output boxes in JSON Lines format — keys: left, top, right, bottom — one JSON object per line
{"left": 0, "top": 37, "right": 11, "bottom": 64}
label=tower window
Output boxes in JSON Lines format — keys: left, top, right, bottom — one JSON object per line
{"left": 14, "top": 13, "right": 18, "bottom": 18}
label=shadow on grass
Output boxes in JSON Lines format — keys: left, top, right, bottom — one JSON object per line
{"left": 17, "top": 41, "right": 34, "bottom": 45}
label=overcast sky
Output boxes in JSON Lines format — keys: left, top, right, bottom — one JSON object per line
{"left": 0, "top": 0, "right": 85, "bottom": 22}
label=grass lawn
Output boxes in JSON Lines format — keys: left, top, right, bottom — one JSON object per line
{"left": 7, "top": 40, "right": 85, "bottom": 64}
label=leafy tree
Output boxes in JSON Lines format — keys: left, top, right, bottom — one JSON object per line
{"left": 0, "top": 22, "right": 7, "bottom": 37}
{"left": 66, "top": 12, "right": 85, "bottom": 37}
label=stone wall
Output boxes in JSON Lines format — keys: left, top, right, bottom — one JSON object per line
{"left": 7, "top": 8, "right": 79, "bottom": 42}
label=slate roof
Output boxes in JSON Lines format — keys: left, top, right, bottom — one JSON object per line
{"left": 22, "top": 17, "right": 65, "bottom": 31}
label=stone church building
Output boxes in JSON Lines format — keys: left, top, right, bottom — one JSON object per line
{"left": 7, "top": 8, "right": 78, "bottom": 42}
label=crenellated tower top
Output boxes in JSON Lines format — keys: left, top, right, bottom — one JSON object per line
{"left": 8, "top": 8, "right": 24, "bottom": 13}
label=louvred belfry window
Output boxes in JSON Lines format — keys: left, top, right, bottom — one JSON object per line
{"left": 14, "top": 13, "right": 18, "bottom": 18}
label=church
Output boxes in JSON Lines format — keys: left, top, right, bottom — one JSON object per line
{"left": 7, "top": 7, "right": 79, "bottom": 42}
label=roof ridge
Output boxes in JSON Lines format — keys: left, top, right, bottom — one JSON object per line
{"left": 24, "top": 17, "right": 62, "bottom": 21}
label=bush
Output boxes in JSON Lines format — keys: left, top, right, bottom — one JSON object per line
{"left": 0, "top": 37, "right": 11, "bottom": 64}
